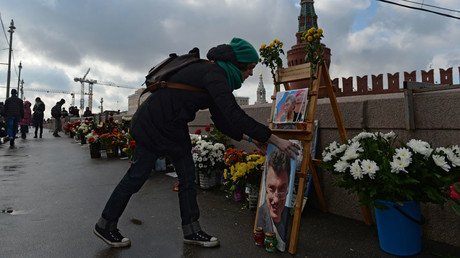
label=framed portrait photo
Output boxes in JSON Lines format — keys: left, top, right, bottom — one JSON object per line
{"left": 254, "top": 144, "right": 298, "bottom": 252}
{"left": 272, "top": 88, "right": 309, "bottom": 124}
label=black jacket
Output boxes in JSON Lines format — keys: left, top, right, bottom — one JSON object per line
{"left": 131, "top": 62, "right": 271, "bottom": 156}
{"left": 4, "top": 95, "right": 24, "bottom": 119}
{"left": 33, "top": 101, "right": 46, "bottom": 124}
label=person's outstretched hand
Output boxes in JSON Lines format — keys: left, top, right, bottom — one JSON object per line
{"left": 268, "top": 134, "right": 300, "bottom": 159}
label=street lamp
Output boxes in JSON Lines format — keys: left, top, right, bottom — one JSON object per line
{"left": 20, "top": 79, "right": 24, "bottom": 100}
{"left": 17, "top": 61, "right": 22, "bottom": 92}
{"left": 6, "top": 19, "right": 15, "bottom": 99}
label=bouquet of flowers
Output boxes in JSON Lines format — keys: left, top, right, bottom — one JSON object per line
{"left": 223, "top": 148, "right": 266, "bottom": 191}
{"left": 259, "top": 39, "right": 284, "bottom": 89}
{"left": 98, "top": 132, "right": 118, "bottom": 147}
{"left": 321, "top": 131, "right": 460, "bottom": 207}
{"left": 86, "top": 131, "right": 100, "bottom": 145}
{"left": 193, "top": 125, "right": 230, "bottom": 147}
{"left": 121, "top": 132, "right": 136, "bottom": 160}
{"left": 302, "top": 27, "right": 324, "bottom": 73}
{"left": 191, "top": 139, "right": 226, "bottom": 177}
{"left": 77, "top": 121, "right": 92, "bottom": 140}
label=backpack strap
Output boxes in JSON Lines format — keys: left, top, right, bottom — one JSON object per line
{"left": 138, "top": 81, "right": 206, "bottom": 105}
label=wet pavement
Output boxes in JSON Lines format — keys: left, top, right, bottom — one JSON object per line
{"left": 1, "top": 131, "right": 459, "bottom": 258}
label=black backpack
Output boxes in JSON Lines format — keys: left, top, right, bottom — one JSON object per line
{"left": 139, "top": 48, "right": 206, "bottom": 100}
{"left": 51, "top": 105, "right": 60, "bottom": 118}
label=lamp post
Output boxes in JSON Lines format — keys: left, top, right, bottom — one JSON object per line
{"left": 17, "top": 61, "right": 22, "bottom": 92}
{"left": 20, "top": 79, "right": 24, "bottom": 100}
{"left": 6, "top": 19, "right": 15, "bottom": 99}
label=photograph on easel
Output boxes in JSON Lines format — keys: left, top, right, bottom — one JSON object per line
{"left": 272, "top": 88, "right": 309, "bottom": 124}
{"left": 254, "top": 144, "right": 298, "bottom": 252}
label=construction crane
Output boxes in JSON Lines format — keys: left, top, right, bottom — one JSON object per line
{"left": 0, "top": 85, "right": 87, "bottom": 106}
{"left": 72, "top": 72, "right": 138, "bottom": 111}
{"left": 73, "top": 68, "right": 91, "bottom": 110}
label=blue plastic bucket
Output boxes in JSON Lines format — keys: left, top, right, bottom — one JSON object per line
{"left": 374, "top": 200, "right": 422, "bottom": 256}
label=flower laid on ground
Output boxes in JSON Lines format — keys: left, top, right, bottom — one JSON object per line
{"left": 259, "top": 38, "right": 284, "bottom": 89}
{"left": 321, "top": 131, "right": 460, "bottom": 207}
{"left": 302, "top": 27, "right": 324, "bottom": 73}
{"left": 192, "top": 139, "right": 226, "bottom": 177}
{"left": 223, "top": 148, "right": 266, "bottom": 191}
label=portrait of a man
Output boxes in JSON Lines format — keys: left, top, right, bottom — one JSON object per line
{"left": 255, "top": 144, "right": 296, "bottom": 252}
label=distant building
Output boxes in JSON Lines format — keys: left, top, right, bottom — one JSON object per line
{"left": 255, "top": 74, "right": 267, "bottom": 104}
{"left": 235, "top": 96, "right": 249, "bottom": 106}
{"left": 127, "top": 88, "right": 149, "bottom": 115}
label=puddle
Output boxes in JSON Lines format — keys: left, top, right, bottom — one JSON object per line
{"left": 2, "top": 165, "right": 22, "bottom": 171}
{"left": 1, "top": 208, "right": 29, "bottom": 215}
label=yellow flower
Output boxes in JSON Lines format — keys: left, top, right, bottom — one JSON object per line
{"left": 317, "top": 28, "right": 323, "bottom": 34}
{"left": 307, "top": 36, "right": 313, "bottom": 42}
{"left": 260, "top": 43, "right": 266, "bottom": 49}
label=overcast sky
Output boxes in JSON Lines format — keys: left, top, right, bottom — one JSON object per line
{"left": 1, "top": 0, "right": 459, "bottom": 117}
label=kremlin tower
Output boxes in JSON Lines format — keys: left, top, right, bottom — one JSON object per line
{"left": 287, "top": 0, "right": 331, "bottom": 88}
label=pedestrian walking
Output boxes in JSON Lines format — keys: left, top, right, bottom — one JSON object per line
{"left": 33, "top": 97, "right": 46, "bottom": 138}
{"left": 3, "top": 89, "right": 24, "bottom": 147}
{"left": 51, "top": 99, "right": 65, "bottom": 137}
{"left": 93, "top": 37, "right": 300, "bottom": 248}
{"left": 19, "top": 100, "right": 32, "bottom": 139}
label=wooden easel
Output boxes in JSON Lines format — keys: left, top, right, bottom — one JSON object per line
{"left": 269, "top": 61, "right": 349, "bottom": 254}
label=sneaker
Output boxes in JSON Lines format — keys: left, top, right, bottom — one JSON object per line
{"left": 93, "top": 224, "right": 131, "bottom": 248}
{"left": 184, "top": 230, "right": 220, "bottom": 247}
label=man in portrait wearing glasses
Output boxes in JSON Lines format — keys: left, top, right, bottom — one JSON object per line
{"left": 256, "top": 147, "right": 292, "bottom": 251}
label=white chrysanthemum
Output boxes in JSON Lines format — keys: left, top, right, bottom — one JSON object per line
{"left": 390, "top": 158, "right": 408, "bottom": 174}
{"left": 335, "top": 144, "right": 347, "bottom": 154}
{"left": 394, "top": 147, "right": 412, "bottom": 162}
{"left": 383, "top": 131, "right": 396, "bottom": 141}
{"left": 350, "top": 160, "right": 364, "bottom": 180}
{"left": 323, "top": 153, "right": 333, "bottom": 162}
{"left": 361, "top": 159, "right": 379, "bottom": 179}
{"left": 341, "top": 141, "right": 363, "bottom": 161}
{"left": 445, "top": 147, "right": 460, "bottom": 167}
{"left": 407, "top": 139, "right": 433, "bottom": 158}
{"left": 352, "top": 132, "right": 376, "bottom": 142}
{"left": 432, "top": 154, "right": 450, "bottom": 172}
{"left": 333, "top": 160, "right": 349, "bottom": 173}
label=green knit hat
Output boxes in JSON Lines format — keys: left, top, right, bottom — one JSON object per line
{"left": 229, "top": 37, "right": 259, "bottom": 63}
